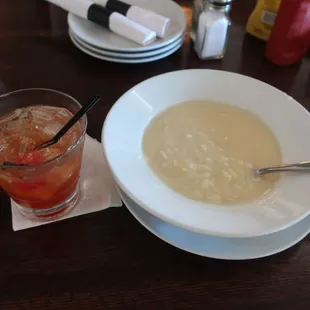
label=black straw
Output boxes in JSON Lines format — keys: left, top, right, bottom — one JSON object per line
{"left": 35, "top": 95, "right": 101, "bottom": 150}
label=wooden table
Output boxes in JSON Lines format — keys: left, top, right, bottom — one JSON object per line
{"left": 1, "top": 0, "right": 310, "bottom": 309}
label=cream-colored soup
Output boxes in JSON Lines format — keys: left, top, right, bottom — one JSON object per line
{"left": 143, "top": 100, "right": 281, "bottom": 204}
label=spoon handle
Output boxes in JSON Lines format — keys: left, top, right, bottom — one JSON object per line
{"left": 256, "top": 161, "right": 310, "bottom": 175}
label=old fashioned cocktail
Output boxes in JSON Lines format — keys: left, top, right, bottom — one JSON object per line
{"left": 0, "top": 89, "right": 86, "bottom": 220}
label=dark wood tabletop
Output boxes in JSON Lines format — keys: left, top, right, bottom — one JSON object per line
{"left": 1, "top": 0, "right": 310, "bottom": 309}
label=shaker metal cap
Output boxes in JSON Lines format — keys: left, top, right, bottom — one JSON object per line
{"left": 208, "top": 0, "right": 232, "bottom": 5}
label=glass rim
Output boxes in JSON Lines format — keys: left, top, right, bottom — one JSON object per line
{"left": 0, "top": 88, "right": 87, "bottom": 170}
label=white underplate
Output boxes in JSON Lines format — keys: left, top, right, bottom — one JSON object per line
{"left": 102, "top": 69, "right": 310, "bottom": 238}
{"left": 70, "top": 32, "right": 182, "bottom": 63}
{"left": 119, "top": 187, "right": 310, "bottom": 260}
{"left": 69, "top": 29, "right": 184, "bottom": 58}
{"left": 67, "top": 0, "right": 186, "bottom": 52}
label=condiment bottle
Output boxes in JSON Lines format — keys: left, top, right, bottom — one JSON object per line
{"left": 190, "top": 0, "right": 205, "bottom": 42}
{"left": 191, "top": 0, "right": 232, "bottom": 60}
{"left": 246, "top": 0, "right": 282, "bottom": 41}
{"left": 265, "top": 0, "right": 310, "bottom": 66}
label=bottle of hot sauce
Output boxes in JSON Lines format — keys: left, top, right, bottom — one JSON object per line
{"left": 265, "top": 0, "right": 310, "bottom": 66}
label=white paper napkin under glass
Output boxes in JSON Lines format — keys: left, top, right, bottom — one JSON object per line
{"left": 11, "top": 135, "right": 122, "bottom": 231}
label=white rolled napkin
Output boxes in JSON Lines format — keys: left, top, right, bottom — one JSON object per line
{"left": 46, "top": 0, "right": 156, "bottom": 45}
{"left": 96, "top": 0, "right": 170, "bottom": 38}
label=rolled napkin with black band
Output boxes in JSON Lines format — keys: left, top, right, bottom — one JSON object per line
{"left": 47, "top": 0, "right": 156, "bottom": 45}
{"left": 96, "top": 0, "right": 170, "bottom": 38}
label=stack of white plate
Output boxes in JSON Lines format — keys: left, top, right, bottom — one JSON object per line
{"left": 102, "top": 69, "right": 310, "bottom": 260}
{"left": 68, "top": 0, "right": 187, "bottom": 64}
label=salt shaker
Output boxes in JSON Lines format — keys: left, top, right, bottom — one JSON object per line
{"left": 191, "top": 0, "right": 232, "bottom": 60}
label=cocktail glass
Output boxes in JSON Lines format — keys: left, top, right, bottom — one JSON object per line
{"left": 0, "top": 88, "right": 87, "bottom": 220}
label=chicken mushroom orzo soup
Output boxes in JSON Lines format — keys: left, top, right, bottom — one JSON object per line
{"left": 142, "top": 100, "right": 282, "bottom": 204}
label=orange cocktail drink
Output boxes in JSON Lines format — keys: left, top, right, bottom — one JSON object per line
{"left": 0, "top": 89, "right": 86, "bottom": 220}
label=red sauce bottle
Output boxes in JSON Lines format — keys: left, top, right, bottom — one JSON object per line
{"left": 265, "top": 0, "right": 310, "bottom": 66}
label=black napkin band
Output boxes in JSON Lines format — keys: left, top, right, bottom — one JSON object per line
{"left": 87, "top": 4, "right": 112, "bottom": 29}
{"left": 106, "top": 0, "right": 130, "bottom": 16}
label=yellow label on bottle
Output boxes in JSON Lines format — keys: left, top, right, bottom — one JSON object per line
{"left": 246, "top": 0, "right": 282, "bottom": 41}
